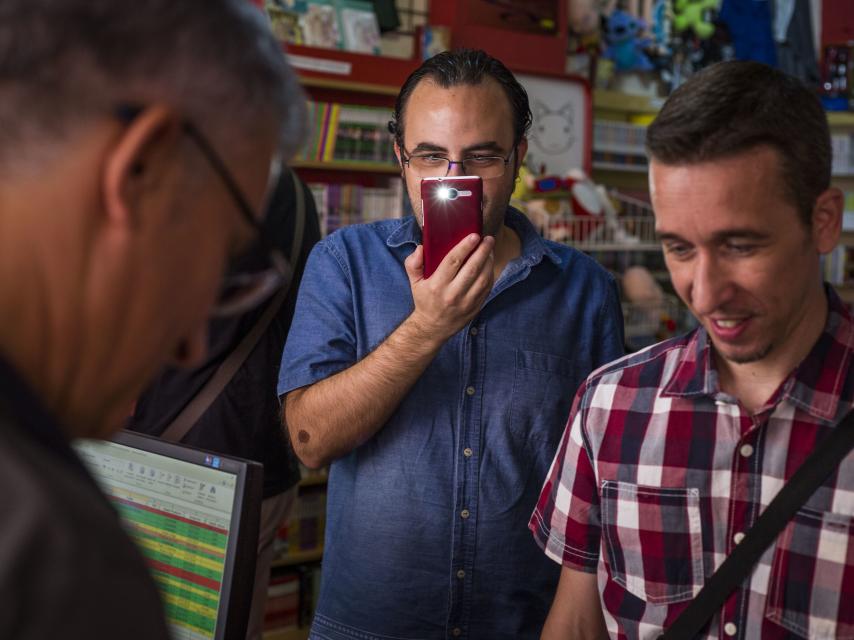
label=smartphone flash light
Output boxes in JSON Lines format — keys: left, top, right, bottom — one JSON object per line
{"left": 437, "top": 187, "right": 471, "bottom": 201}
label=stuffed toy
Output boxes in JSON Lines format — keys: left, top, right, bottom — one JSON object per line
{"left": 515, "top": 168, "right": 640, "bottom": 245}
{"left": 602, "top": 9, "right": 654, "bottom": 71}
{"left": 672, "top": 0, "right": 719, "bottom": 40}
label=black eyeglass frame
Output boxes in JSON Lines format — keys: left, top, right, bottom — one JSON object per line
{"left": 399, "top": 146, "right": 516, "bottom": 179}
{"left": 115, "top": 105, "right": 290, "bottom": 317}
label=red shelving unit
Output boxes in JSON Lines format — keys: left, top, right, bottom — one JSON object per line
{"left": 429, "top": 0, "right": 569, "bottom": 76}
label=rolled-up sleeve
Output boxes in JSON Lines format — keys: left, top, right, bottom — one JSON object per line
{"left": 529, "top": 383, "right": 602, "bottom": 572}
{"left": 277, "top": 240, "right": 357, "bottom": 397}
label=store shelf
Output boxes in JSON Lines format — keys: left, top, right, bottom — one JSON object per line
{"left": 593, "top": 89, "right": 663, "bottom": 116}
{"left": 300, "top": 75, "right": 400, "bottom": 97}
{"left": 263, "top": 627, "right": 310, "bottom": 640}
{"left": 592, "top": 161, "right": 649, "bottom": 173}
{"left": 828, "top": 111, "right": 854, "bottom": 128}
{"left": 271, "top": 548, "right": 324, "bottom": 568}
{"left": 285, "top": 43, "right": 418, "bottom": 88}
{"left": 292, "top": 160, "right": 400, "bottom": 174}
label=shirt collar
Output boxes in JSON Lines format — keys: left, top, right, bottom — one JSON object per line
{"left": 0, "top": 353, "right": 99, "bottom": 483}
{"left": 385, "top": 207, "right": 563, "bottom": 267}
{"left": 662, "top": 287, "right": 854, "bottom": 422}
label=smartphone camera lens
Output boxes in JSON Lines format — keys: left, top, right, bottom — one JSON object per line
{"left": 446, "top": 188, "right": 459, "bottom": 200}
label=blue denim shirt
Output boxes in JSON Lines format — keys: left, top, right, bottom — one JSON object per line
{"left": 279, "top": 208, "right": 624, "bottom": 640}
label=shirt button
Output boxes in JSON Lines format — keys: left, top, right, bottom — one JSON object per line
{"left": 460, "top": 509, "right": 470, "bottom": 519}
{"left": 465, "top": 386, "right": 475, "bottom": 396}
{"left": 724, "top": 622, "right": 737, "bottom": 636}
{"left": 452, "top": 629, "right": 462, "bottom": 637}
{"left": 457, "top": 569, "right": 465, "bottom": 579}
{"left": 740, "top": 444, "right": 754, "bottom": 458}
{"left": 469, "top": 327, "right": 478, "bottom": 336}
{"left": 733, "top": 531, "right": 745, "bottom": 545}
{"left": 463, "top": 447, "right": 473, "bottom": 458}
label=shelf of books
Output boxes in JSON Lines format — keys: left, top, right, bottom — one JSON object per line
{"left": 294, "top": 97, "right": 405, "bottom": 235}
{"left": 262, "top": 474, "right": 327, "bottom": 637}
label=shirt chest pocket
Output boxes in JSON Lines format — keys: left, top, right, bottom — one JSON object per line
{"left": 601, "top": 481, "right": 705, "bottom": 605}
{"left": 509, "top": 349, "right": 579, "bottom": 446}
{"left": 765, "top": 507, "right": 854, "bottom": 639}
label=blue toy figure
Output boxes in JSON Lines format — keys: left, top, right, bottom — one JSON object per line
{"left": 603, "top": 9, "right": 654, "bottom": 71}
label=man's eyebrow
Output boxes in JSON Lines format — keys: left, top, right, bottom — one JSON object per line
{"left": 656, "top": 229, "right": 772, "bottom": 242}
{"left": 409, "top": 141, "right": 507, "bottom": 155}
{"left": 410, "top": 142, "right": 447, "bottom": 154}
{"left": 656, "top": 231, "right": 686, "bottom": 243}
{"left": 461, "top": 141, "right": 506, "bottom": 154}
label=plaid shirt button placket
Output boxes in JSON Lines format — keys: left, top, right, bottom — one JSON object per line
{"left": 531, "top": 290, "right": 854, "bottom": 639}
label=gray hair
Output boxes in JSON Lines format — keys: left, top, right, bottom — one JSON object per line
{"left": 0, "top": 0, "right": 306, "bottom": 169}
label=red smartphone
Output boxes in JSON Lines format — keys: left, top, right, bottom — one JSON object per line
{"left": 420, "top": 176, "right": 483, "bottom": 278}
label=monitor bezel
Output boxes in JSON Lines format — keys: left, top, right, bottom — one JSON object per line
{"left": 83, "top": 430, "right": 263, "bottom": 640}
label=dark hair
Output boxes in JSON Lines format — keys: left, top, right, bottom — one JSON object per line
{"left": 0, "top": 0, "right": 305, "bottom": 169}
{"left": 389, "top": 49, "right": 532, "bottom": 150}
{"left": 646, "top": 60, "right": 830, "bottom": 225}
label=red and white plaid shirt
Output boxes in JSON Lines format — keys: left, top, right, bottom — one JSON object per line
{"left": 531, "top": 290, "right": 854, "bottom": 639}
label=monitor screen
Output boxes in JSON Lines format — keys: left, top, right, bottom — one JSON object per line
{"left": 75, "top": 431, "right": 262, "bottom": 640}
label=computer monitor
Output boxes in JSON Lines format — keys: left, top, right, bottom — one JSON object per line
{"left": 74, "top": 430, "right": 263, "bottom": 640}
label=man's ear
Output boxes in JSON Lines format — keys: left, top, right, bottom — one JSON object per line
{"left": 513, "top": 137, "right": 529, "bottom": 178}
{"left": 393, "top": 140, "right": 404, "bottom": 172}
{"left": 102, "top": 105, "right": 185, "bottom": 228}
{"left": 812, "top": 186, "right": 844, "bottom": 254}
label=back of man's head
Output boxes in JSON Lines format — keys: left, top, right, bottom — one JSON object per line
{"left": 646, "top": 60, "right": 830, "bottom": 224}
{"left": 0, "top": 0, "right": 305, "bottom": 173}
{"left": 0, "top": 0, "right": 309, "bottom": 439}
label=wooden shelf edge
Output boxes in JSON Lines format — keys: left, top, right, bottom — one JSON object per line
{"left": 828, "top": 111, "right": 854, "bottom": 127}
{"left": 271, "top": 547, "right": 324, "bottom": 568}
{"left": 593, "top": 89, "right": 663, "bottom": 115}
{"left": 592, "top": 161, "right": 649, "bottom": 173}
{"left": 300, "top": 75, "right": 400, "bottom": 97}
{"left": 292, "top": 160, "right": 400, "bottom": 174}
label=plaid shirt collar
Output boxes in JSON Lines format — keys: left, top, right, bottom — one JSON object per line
{"left": 662, "top": 286, "right": 854, "bottom": 423}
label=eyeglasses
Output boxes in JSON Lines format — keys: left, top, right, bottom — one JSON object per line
{"left": 116, "top": 105, "right": 290, "bottom": 318}
{"left": 401, "top": 147, "right": 515, "bottom": 179}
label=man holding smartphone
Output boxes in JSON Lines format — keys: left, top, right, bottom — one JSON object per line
{"left": 279, "top": 49, "right": 625, "bottom": 639}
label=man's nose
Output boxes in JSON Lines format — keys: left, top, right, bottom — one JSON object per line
{"left": 447, "top": 160, "right": 466, "bottom": 177}
{"left": 689, "top": 254, "right": 732, "bottom": 315}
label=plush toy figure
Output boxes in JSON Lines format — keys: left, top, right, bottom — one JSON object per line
{"left": 672, "top": 0, "right": 719, "bottom": 40}
{"left": 602, "top": 9, "right": 654, "bottom": 71}
{"left": 515, "top": 167, "right": 641, "bottom": 245}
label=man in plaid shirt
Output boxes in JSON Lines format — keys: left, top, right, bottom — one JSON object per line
{"left": 531, "top": 60, "right": 852, "bottom": 639}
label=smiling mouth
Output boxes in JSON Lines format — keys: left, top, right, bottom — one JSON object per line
{"left": 714, "top": 319, "right": 744, "bottom": 329}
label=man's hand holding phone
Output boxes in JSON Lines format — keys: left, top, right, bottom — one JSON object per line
{"left": 405, "top": 232, "right": 495, "bottom": 345}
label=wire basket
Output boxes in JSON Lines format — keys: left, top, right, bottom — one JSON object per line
{"left": 526, "top": 190, "right": 661, "bottom": 251}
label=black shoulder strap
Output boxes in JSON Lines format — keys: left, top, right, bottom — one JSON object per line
{"left": 661, "top": 409, "right": 854, "bottom": 639}
{"left": 159, "top": 169, "right": 306, "bottom": 443}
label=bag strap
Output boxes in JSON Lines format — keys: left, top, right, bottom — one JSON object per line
{"left": 661, "top": 408, "right": 854, "bottom": 639}
{"left": 160, "top": 170, "right": 306, "bottom": 443}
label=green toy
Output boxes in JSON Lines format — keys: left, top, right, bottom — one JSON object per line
{"left": 672, "top": 0, "right": 719, "bottom": 40}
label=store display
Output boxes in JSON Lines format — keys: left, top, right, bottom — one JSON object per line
{"left": 602, "top": 8, "right": 654, "bottom": 71}
{"left": 338, "top": 0, "right": 381, "bottom": 54}
{"left": 300, "top": 1, "right": 341, "bottom": 48}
